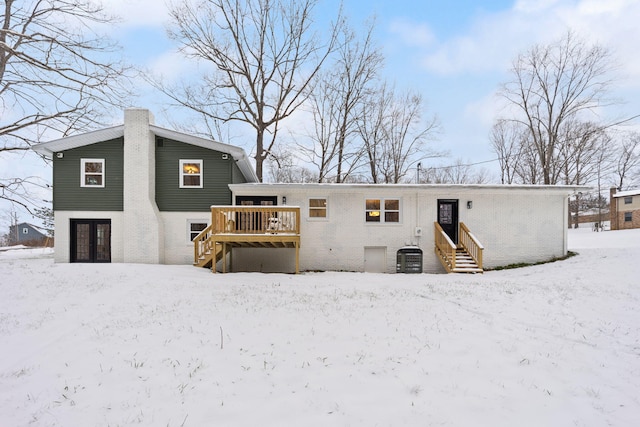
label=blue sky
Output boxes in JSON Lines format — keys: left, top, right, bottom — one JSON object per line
{"left": 106, "top": 0, "right": 640, "bottom": 167}
{"left": 3, "top": 0, "right": 640, "bottom": 227}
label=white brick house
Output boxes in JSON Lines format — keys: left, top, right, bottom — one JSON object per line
{"left": 224, "top": 183, "right": 582, "bottom": 273}
{"left": 34, "top": 108, "right": 584, "bottom": 273}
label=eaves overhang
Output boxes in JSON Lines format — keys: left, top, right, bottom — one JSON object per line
{"left": 31, "top": 123, "right": 258, "bottom": 183}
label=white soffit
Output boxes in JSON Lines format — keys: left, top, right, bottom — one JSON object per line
{"left": 32, "top": 126, "right": 124, "bottom": 157}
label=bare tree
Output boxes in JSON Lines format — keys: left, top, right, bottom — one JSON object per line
{"left": 556, "top": 121, "right": 613, "bottom": 227}
{"left": 359, "top": 85, "right": 441, "bottom": 183}
{"left": 1, "top": 0, "right": 132, "bottom": 214}
{"left": 299, "top": 20, "right": 382, "bottom": 183}
{"left": 357, "top": 82, "right": 391, "bottom": 183}
{"left": 514, "top": 133, "right": 543, "bottom": 184}
{"left": 381, "top": 90, "right": 439, "bottom": 183}
{"left": 162, "top": 0, "right": 341, "bottom": 182}
{"left": 490, "top": 119, "right": 525, "bottom": 184}
{"left": 558, "top": 121, "right": 612, "bottom": 187}
{"left": 300, "top": 71, "right": 342, "bottom": 182}
{"left": 614, "top": 131, "right": 640, "bottom": 190}
{"left": 420, "top": 158, "right": 491, "bottom": 184}
{"left": 499, "top": 31, "right": 615, "bottom": 185}
{"left": 265, "top": 145, "right": 317, "bottom": 183}
{"left": 331, "top": 20, "right": 382, "bottom": 183}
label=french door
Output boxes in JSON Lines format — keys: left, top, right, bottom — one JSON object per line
{"left": 234, "top": 196, "right": 277, "bottom": 231}
{"left": 70, "top": 219, "right": 111, "bottom": 263}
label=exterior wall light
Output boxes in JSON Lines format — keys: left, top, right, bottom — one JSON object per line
{"left": 467, "top": 201, "right": 473, "bottom": 209}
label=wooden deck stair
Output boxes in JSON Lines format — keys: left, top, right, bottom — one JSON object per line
{"left": 434, "top": 222, "right": 484, "bottom": 274}
{"left": 193, "top": 243, "right": 229, "bottom": 269}
{"left": 452, "top": 248, "right": 483, "bottom": 273}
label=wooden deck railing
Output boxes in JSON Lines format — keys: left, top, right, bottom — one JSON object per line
{"left": 459, "top": 222, "right": 484, "bottom": 270}
{"left": 434, "top": 222, "right": 457, "bottom": 272}
{"left": 194, "top": 206, "right": 302, "bottom": 272}
{"left": 193, "top": 223, "right": 215, "bottom": 265}
{"left": 210, "top": 206, "right": 300, "bottom": 235}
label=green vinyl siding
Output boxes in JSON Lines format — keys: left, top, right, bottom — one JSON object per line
{"left": 155, "top": 138, "right": 247, "bottom": 211}
{"left": 53, "top": 138, "right": 124, "bottom": 211}
{"left": 231, "top": 160, "right": 246, "bottom": 183}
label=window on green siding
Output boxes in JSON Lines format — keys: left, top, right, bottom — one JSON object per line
{"left": 309, "top": 198, "right": 327, "bottom": 218}
{"left": 365, "top": 198, "right": 400, "bottom": 223}
{"left": 180, "top": 159, "right": 203, "bottom": 188}
{"left": 81, "top": 159, "right": 105, "bottom": 187}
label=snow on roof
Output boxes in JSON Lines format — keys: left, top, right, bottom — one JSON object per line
{"left": 613, "top": 188, "right": 640, "bottom": 198}
{"left": 32, "top": 125, "right": 124, "bottom": 155}
{"left": 230, "top": 182, "right": 588, "bottom": 194}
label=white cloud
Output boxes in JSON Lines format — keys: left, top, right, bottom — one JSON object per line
{"left": 513, "top": 0, "right": 564, "bottom": 13}
{"left": 143, "top": 49, "right": 196, "bottom": 83}
{"left": 102, "top": 0, "right": 171, "bottom": 28}
{"left": 417, "top": 0, "right": 640, "bottom": 83}
{"left": 388, "top": 18, "right": 436, "bottom": 47}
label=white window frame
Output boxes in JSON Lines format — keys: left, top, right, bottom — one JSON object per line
{"left": 308, "top": 197, "right": 328, "bottom": 220}
{"left": 22, "top": 227, "right": 29, "bottom": 234}
{"left": 81, "top": 158, "right": 105, "bottom": 188}
{"left": 187, "top": 219, "right": 209, "bottom": 242}
{"left": 180, "top": 159, "right": 203, "bottom": 188}
{"left": 365, "top": 198, "right": 401, "bottom": 224}
{"left": 624, "top": 196, "right": 633, "bottom": 204}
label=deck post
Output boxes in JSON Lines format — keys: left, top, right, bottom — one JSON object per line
{"left": 211, "top": 239, "right": 217, "bottom": 273}
{"left": 295, "top": 241, "right": 300, "bottom": 274}
{"left": 222, "top": 242, "right": 227, "bottom": 274}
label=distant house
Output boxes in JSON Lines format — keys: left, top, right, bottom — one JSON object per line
{"left": 610, "top": 187, "right": 640, "bottom": 230}
{"left": 34, "top": 108, "right": 584, "bottom": 274}
{"left": 8, "top": 222, "right": 49, "bottom": 246}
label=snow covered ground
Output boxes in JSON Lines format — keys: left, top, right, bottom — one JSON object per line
{"left": 1, "top": 228, "right": 639, "bottom": 426}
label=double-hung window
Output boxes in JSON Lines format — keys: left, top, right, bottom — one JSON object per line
{"left": 624, "top": 196, "right": 633, "bottom": 204}
{"left": 81, "top": 159, "right": 105, "bottom": 187}
{"left": 309, "top": 198, "right": 327, "bottom": 218}
{"left": 365, "top": 198, "right": 400, "bottom": 223}
{"left": 625, "top": 212, "right": 632, "bottom": 222}
{"left": 180, "top": 159, "right": 203, "bottom": 188}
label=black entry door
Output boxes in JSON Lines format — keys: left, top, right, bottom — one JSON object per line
{"left": 437, "top": 199, "right": 459, "bottom": 244}
{"left": 70, "top": 219, "right": 111, "bottom": 263}
{"left": 235, "top": 196, "right": 278, "bottom": 231}
{"left": 235, "top": 196, "right": 277, "bottom": 206}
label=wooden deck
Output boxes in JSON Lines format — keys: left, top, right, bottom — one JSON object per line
{"left": 193, "top": 206, "right": 301, "bottom": 273}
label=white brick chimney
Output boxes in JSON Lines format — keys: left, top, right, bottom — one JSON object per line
{"left": 122, "top": 108, "right": 164, "bottom": 263}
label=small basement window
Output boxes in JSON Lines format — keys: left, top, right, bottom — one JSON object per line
{"left": 625, "top": 212, "right": 632, "bottom": 222}
{"left": 188, "top": 221, "right": 208, "bottom": 241}
{"left": 81, "top": 159, "right": 105, "bottom": 187}
{"left": 309, "top": 198, "right": 327, "bottom": 218}
{"left": 180, "top": 159, "right": 203, "bottom": 188}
